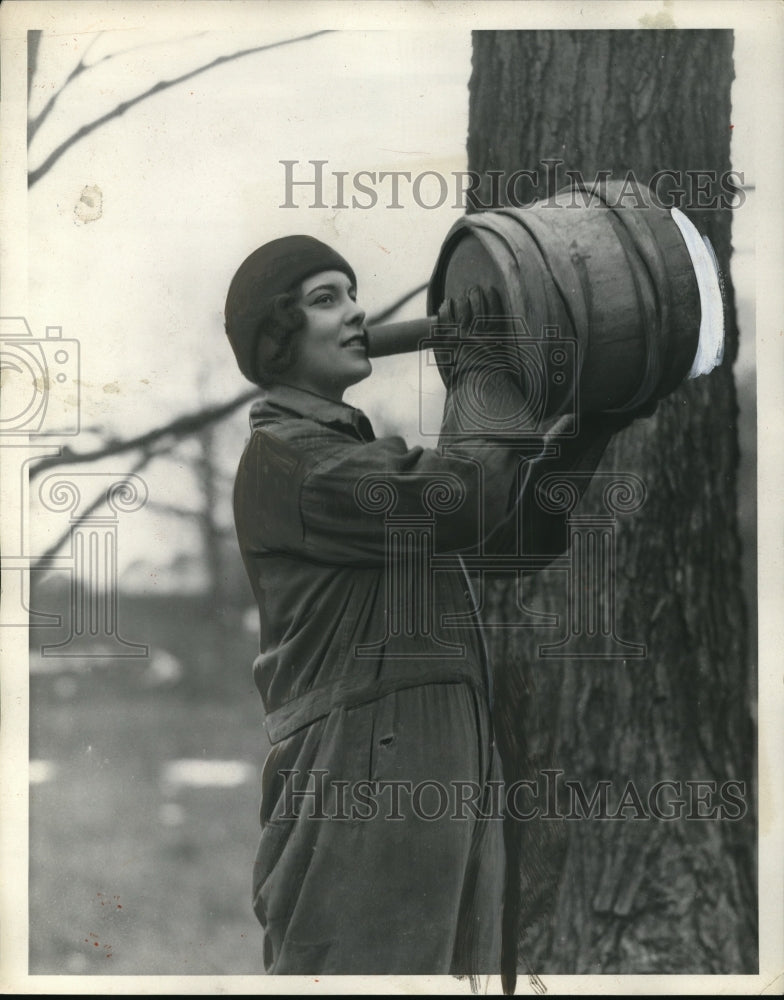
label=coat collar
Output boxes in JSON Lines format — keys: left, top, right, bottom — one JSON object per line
{"left": 249, "top": 383, "right": 376, "bottom": 442}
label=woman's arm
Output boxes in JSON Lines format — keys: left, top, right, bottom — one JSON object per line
{"left": 235, "top": 420, "right": 526, "bottom": 567}
{"left": 438, "top": 371, "right": 651, "bottom": 563}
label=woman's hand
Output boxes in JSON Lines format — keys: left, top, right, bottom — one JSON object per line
{"left": 436, "top": 285, "right": 504, "bottom": 334}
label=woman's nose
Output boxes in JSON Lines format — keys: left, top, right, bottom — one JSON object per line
{"left": 346, "top": 299, "right": 366, "bottom": 326}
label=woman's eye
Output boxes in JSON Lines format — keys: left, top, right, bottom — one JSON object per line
{"left": 314, "top": 294, "right": 333, "bottom": 305}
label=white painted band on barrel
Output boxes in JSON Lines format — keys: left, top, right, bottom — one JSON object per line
{"left": 670, "top": 207, "right": 725, "bottom": 378}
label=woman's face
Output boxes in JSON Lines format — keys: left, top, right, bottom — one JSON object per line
{"left": 282, "top": 269, "right": 371, "bottom": 401}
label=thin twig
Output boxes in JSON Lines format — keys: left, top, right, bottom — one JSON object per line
{"left": 29, "top": 388, "right": 258, "bottom": 481}
{"left": 367, "top": 282, "right": 428, "bottom": 324}
{"left": 28, "top": 32, "right": 103, "bottom": 145}
{"left": 28, "top": 30, "right": 334, "bottom": 186}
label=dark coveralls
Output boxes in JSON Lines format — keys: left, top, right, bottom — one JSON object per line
{"left": 233, "top": 380, "right": 571, "bottom": 976}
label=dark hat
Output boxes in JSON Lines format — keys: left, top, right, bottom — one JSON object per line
{"left": 224, "top": 235, "right": 357, "bottom": 383}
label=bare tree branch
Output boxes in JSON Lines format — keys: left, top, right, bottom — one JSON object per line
{"left": 28, "top": 29, "right": 334, "bottom": 186}
{"left": 28, "top": 32, "right": 104, "bottom": 145}
{"left": 89, "top": 31, "right": 210, "bottom": 70}
{"left": 28, "top": 31, "right": 209, "bottom": 145}
{"left": 29, "top": 388, "right": 257, "bottom": 481}
{"left": 368, "top": 282, "right": 428, "bottom": 324}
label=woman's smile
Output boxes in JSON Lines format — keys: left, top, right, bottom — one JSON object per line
{"left": 284, "top": 269, "right": 372, "bottom": 400}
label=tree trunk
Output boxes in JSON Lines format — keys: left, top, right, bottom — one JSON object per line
{"left": 467, "top": 30, "right": 756, "bottom": 976}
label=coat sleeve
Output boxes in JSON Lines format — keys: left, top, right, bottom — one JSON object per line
{"left": 296, "top": 432, "right": 527, "bottom": 566}
{"left": 235, "top": 380, "right": 619, "bottom": 569}
{"left": 235, "top": 419, "right": 528, "bottom": 567}
{"left": 435, "top": 370, "right": 620, "bottom": 563}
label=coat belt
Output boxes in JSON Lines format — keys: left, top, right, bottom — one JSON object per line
{"left": 265, "top": 663, "right": 485, "bottom": 744}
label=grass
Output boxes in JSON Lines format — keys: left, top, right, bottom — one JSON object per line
{"left": 29, "top": 669, "right": 271, "bottom": 975}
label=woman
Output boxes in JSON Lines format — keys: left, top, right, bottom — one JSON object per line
{"left": 224, "top": 235, "right": 622, "bottom": 978}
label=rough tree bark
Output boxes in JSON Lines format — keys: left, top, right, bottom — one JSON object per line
{"left": 467, "top": 30, "right": 756, "bottom": 977}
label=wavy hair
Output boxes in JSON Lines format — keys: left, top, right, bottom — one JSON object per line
{"left": 250, "top": 292, "right": 306, "bottom": 387}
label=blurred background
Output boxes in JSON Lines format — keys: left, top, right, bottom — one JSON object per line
{"left": 6, "top": 9, "right": 759, "bottom": 977}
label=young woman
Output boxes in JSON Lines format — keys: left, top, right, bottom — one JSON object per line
{"left": 224, "top": 235, "right": 624, "bottom": 978}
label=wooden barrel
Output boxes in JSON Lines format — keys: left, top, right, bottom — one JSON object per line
{"left": 426, "top": 181, "right": 710, "bottom": 417}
